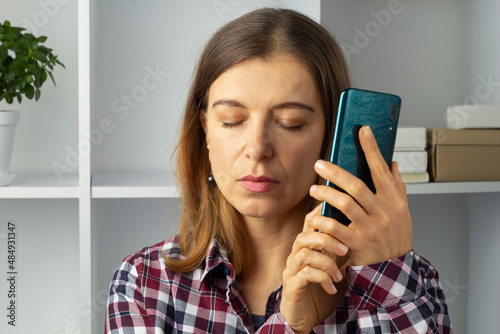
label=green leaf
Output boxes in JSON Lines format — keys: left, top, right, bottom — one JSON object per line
{"left": 4, "top": 71, "right": 15, "bottom": 82}
{"left": 35, "top": 88, "right": 41, "bottom": 101}
{"left": 24, "top": 84, "right": 34, "bottom": 99}
{"left": 14, "top": 80, "right": 25, "bottom": 90}
{"left": 33, "top": 50, "right": 48, "bottom": 63}
{"left": 40, "top": 70, "right": 48, "bottom": 84}
{"left": 0, "top": 47, "right": 7, "bottom": 63}
{"left": 48, "top": 71, "right": 56, "bottom": 86}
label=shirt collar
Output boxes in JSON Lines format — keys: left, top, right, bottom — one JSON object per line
{"left": 195, "top": 238, "right": 235, "bottom": 290}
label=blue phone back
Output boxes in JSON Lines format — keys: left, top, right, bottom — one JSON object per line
{"left": 321, "top": 88, "right": 401, "bottom": 225}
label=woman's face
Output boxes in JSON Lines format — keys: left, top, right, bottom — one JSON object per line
{"left": 203, "top": 54, "right": 325, "bottom": 221}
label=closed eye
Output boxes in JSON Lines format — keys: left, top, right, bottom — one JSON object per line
{"left": 277, "top": 123, "right": 304, "bottom": 131}
{"left": 221, "top": 120, "right": 244, "bottom": 128}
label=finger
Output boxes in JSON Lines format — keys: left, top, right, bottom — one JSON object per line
{"left": 304, "top": 203, "right": 323, "bottom": 232}
{"left": 284, "top": 264, "right": 338, "bottom": 295}
{"left": 309, "top": 184, "right": 367, "bottom": 225}
{"left": 313, "top": 160, "right": 377, "bottom": 214}
{"left": 285, "top": 247, "right": 343, "bottom": 285}
{"left": 358, "top": 125, "right": 398, "bottom": 193}
{"left": 291, "top": 231, "right": 349, "bottom": 258}
{"left": 308, "top": 215, "right": 350, "bottom": 254}
{"left": 390, "top": 161, "right": 408, "bottom": 200}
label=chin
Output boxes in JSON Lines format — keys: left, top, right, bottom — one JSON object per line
{"left": 235, "top": 195, "right": 311, "bottom": 221}
{"left": 235, "top": 203, "right": 279, "bottom": 219}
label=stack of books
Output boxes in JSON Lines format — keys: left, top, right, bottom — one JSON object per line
{"left": 393, "top": 127, "right": 429, "bottom": 183}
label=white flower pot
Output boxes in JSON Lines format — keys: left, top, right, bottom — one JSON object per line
{"left": 0, "top": 110, "right": 21, "bottom": 186}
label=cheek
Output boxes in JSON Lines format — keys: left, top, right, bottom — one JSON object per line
{"left": 293, "top": 126, "right": 325, "bottom": 158}
{"left": 283, "top": 135, "right": 324, "bottom": 176}
{"left": 208, "top": 139, "right": 240, "bottom": 183}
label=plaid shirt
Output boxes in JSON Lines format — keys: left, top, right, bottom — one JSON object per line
{"left": 105, "top": 237, "right": 452, "bottom": 333}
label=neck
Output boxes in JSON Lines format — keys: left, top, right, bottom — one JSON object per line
{"left": 235, "top": 197, "right": 313, "bottom": 315}
{"left": 238, "top": 196, "right": 312, "bottom": 284}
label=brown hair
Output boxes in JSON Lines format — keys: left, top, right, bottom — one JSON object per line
{"left": 165, "top": 8, "right": 351, "bottom": 274}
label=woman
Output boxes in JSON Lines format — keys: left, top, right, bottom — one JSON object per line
{"left": 105, "top": 8, "right": 452, "bottom": 333}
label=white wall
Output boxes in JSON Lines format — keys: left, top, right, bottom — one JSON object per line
{"left": 470, "top": 0, "right": 500, "bottom": 105}
{"left": 0, "top": 199, "right": 79, "bottom": 334}
{"left": 321, "top": 0, "right": 470, "bottom": 128}
{"left": 468, "top": 193, "right": 500, "bottom": 331}
{"left": 468, "top": 1, "right": 500, "bottom": 332}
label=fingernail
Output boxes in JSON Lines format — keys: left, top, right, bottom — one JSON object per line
{"left": 331, "top": 284, "right": 337, "bottom": 294}
{"left": 315, "top": 160, "right": 326, "bottom": 170}
{"left": 363, "top": 126, "right": 373, "bottom": 138}
{"left": 310, "top": 185, "right": 318, "bottom": 193}
{"left": 335, "top": 270, "right": 343, "bottom": 282}
{"left": 337, "top": 243, "right": 348, "bottom": 254}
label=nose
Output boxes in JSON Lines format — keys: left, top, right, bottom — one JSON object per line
{"left": 245, "top": 122, "right": 274, "bottom": 161}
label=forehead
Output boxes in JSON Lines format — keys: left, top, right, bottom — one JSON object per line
{"left": 208, "top": 55, "right": 321, "bottom": 104}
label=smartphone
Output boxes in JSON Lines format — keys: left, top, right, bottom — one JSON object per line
{"left": 321, "top": 88, "right": 401, "bottom": 226}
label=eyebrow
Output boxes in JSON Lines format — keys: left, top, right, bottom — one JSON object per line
{"left": 273, "top": 102, "right": 315, "bottom": 113}
{"left": 212, "top": 100, "right": 315, "bottom": 112}
{"left": 212, "top": 100, "right": 246, "bottom": 108}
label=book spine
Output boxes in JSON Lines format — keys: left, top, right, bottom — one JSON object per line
{"left": 393, "top": 151, "right": 428, "bottom": 173}
{"left": 395, "top": 127, "right": 426, "bottom": 150}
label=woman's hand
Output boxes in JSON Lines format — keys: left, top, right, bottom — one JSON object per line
{"left": 309, "top": 125, "right": 413, "bottom": 266}
{"left": 281, "top": 205, "right": 351, "bottom": 334}
{"left": 280, "top": 126, "right": 412, "bottom": 332}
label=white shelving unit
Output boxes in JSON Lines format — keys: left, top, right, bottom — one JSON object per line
{"left": 0, "top": 173, "right": 79, "bottom": 199}
{"left": 2, "top": 1, "right": 499, "bottom": 333}
{"left": 92, "top": 172, "right": 178, "bottom": 198}
{"left": 407, "top": 181, "right": 500, "bottom": 195}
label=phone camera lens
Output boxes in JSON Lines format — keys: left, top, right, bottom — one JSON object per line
{"left": 390, "top": 104, "right": 398, "bottom": 122}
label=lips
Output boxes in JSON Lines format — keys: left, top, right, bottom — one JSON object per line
{"left": 238, "top": 175, "right": 279, "bottom": 193}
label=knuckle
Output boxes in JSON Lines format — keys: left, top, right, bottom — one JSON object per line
{"left": 296, "top": 248, "right": 311, "bottom": 264}
{"left": 349, "top": 179, "right": 366, "bottom": 196}
{"left": 399, "top": 181, "right": 408, "bottom": 194}
{"left": 394, "top": 199, "right": 409, "bottom": 215}
{"left": 305, "top": 210, "right": 315, "bottom": 221}
{"left": 376, "top": 161, "right": 392, "bottom": 177}
{"left": 324, "top": 164, "right": 341, "bottom": 182}
{"left": 337, "top": 194, "right": 354, "bottom": 213}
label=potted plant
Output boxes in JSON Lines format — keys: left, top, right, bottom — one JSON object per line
{"left": 0, "top": 20, "right": 65, "bottom": 185}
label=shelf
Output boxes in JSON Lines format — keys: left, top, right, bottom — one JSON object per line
{"left": 406, "top": 181, "right": 500, "bottom": 195}
{"left": 91, "top": 173, "right": 500, "bottom": 198}
{"left": 0, "top": 173, "right": 79, "bottom": 199}
{"left": 91, "top": 172, "right": 179, "bottom": 198}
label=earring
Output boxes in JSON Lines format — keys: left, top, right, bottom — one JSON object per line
{"left": 208, "top": 168, "right": 217, "bottom": 188}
